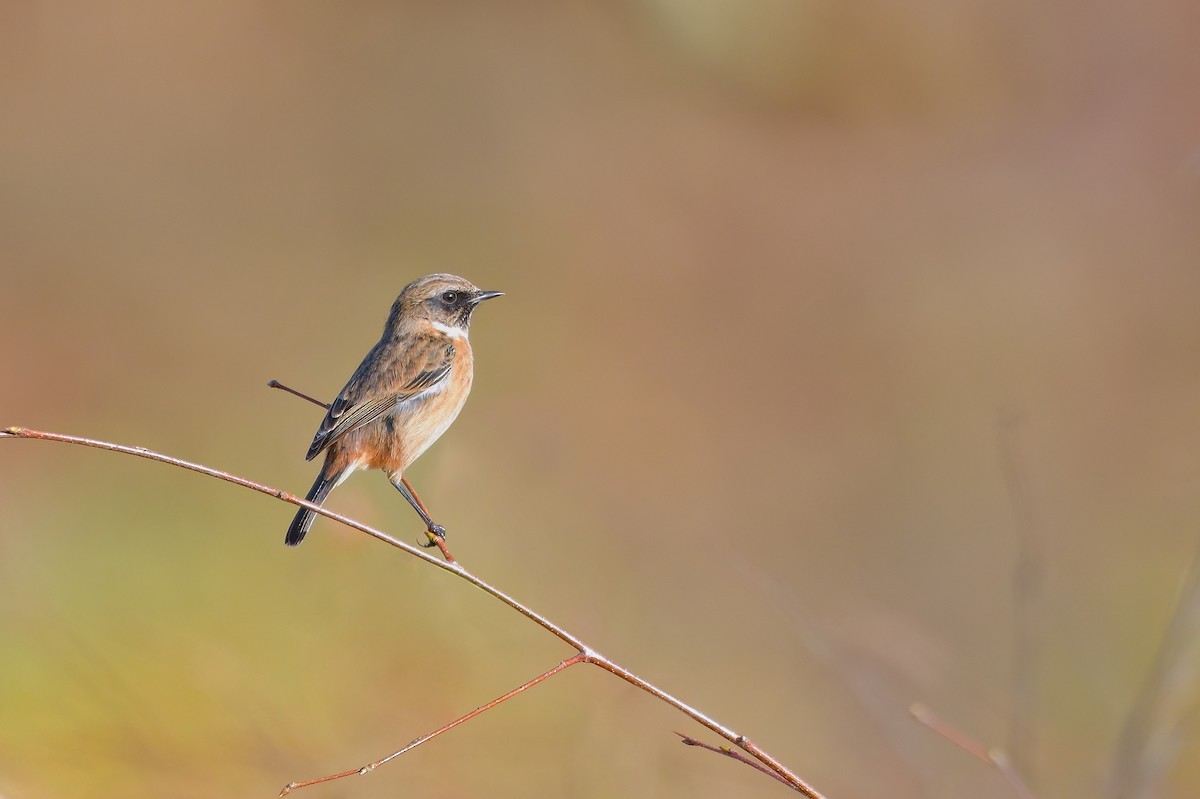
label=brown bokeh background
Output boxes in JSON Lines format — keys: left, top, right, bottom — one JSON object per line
{"left": 3, "top": 3, "right": 1200, "bottom": 798}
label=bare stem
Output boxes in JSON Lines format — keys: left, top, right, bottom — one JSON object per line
{"left": 996, "top": 408, "right": 1041, "bottom": 780}
{"left": 677, "top": 732, "right": 796, "bottom": 787}
{"left": 280, "top": 654, "right": 587, "bottom": 795}
{"left": 267, "top": 379, "right": 330, "bottom": 410}
{"left": 910, "top": 703, "right": 1036, "bottom": 799}
{"left": 0, "top": 426, "right": 824, "bottom": 798}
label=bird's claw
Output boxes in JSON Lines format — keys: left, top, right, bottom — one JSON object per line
{"left": 421, "top": 524, "right": 447, "bottom": 547}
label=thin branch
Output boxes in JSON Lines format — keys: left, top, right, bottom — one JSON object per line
{"left": 0, "top": 426, "right": 825, "bottom": 798}
{"left": 280, "top": 654, "right": 587, "bottom": 795}
{"left": 996, "top": 408, "right": 1041, "bottom": 781}
{"left": 267, "top": 379, "right": 329, "bottom": 410}
{"left": 910, "top": 703, "right": 1036, "bottom": 799}
{"left": 1, "top": 426, "right": 452, "bottom": 571}
{"left": 676, "top": 732, "right": 796, "bottom": 788}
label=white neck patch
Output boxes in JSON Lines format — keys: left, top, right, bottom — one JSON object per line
{"left": 432, "top": 320, "right": 468, "bottom": 340}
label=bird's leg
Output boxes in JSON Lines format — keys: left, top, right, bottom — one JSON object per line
{"left": 390, "top": 473, "right": 446, "bottom": 547}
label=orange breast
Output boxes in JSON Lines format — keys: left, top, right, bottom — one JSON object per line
{"left": 331, "top": 339, "right": 474, "bottom": 476}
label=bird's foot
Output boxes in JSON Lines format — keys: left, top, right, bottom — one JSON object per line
{"left": 420, "top": 524, "right": 447, "bottom": 548}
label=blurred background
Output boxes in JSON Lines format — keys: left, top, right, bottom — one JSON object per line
{"left": 2, "top": 2, "right": 1200, "bottom": 797}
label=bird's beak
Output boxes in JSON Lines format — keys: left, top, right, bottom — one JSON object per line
{"left": 472, "top": 290, "right": 504, "bottom": 304}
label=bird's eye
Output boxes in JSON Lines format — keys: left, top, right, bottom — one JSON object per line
{"left": 440, "top": 291, "right": 459, "bottom": 305}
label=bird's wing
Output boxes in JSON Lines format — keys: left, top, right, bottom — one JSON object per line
{"left": 305, "top": 333, "right": 456, "bottom": 460}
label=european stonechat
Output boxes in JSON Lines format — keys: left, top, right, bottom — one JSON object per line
{"left": 285, "top": 273, "right": 502, "bottom": 546}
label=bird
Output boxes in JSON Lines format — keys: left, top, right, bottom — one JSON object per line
{"left": 285, "top": 273, "right": 502, "bottom": 546}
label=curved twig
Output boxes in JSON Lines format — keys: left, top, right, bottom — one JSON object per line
{"left": 1, "top": 426, "right": 825, "bottom": 798}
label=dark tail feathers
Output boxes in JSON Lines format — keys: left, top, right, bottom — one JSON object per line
{"left": 285, "top": 468, "right": 346, "bottom": 546}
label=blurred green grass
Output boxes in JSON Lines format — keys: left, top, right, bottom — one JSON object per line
{"left": 3, "top": 2, "right": 1200, "bottom": 798}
